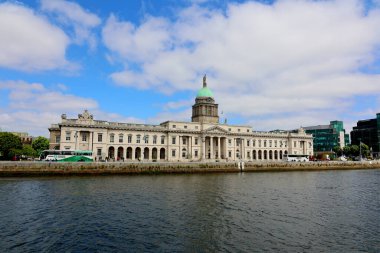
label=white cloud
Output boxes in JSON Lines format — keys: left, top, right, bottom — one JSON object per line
{"left": 0, "top": 80, "right": 148, "bottom": 136}
{"left": 41, "top": 0, "right": 101, "bottom": 49}
{"left": 0, "top": 2, "right": 70, "bottom": 71}
{"left": 102, "top": 0, "right": 380, "bottom": 130}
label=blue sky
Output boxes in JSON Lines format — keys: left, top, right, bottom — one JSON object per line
{"left": 0, "top": 0, "right": 379, "bottom": 136}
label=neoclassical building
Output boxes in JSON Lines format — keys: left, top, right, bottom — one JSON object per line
{"left": 49, "top": 76, "right": 313, "bottom": 161}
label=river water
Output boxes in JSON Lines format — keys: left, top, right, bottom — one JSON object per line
{"left": 0, "top": 169, "right": 379, "bottom": 252}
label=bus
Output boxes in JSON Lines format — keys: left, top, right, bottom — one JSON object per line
{"left": 40, "top": 150, "right": 93, "bottom": 162}
{"left": 283, "top": 154, "right": 309, "bottom": 162}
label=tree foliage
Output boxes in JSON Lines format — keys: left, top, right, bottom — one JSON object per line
{"left": 32, "top": 136, "right": 49, "bottom": 154}
{"left": 333, "top": 146, "right": 343, "bottom": 156}
{"left": 0, "top": 132, "right": 22, "bottom": 160}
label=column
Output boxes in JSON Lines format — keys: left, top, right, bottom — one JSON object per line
{"left": 89, "top": 131, "right": 93, "bottom": 151}
{"left": 217, "top": 137, "right": 221, "bottom": 159}
{"left": 131, "top": 147, "right": 135, "bottom": 160}
{"left": 210, "top": 137, "right": 213, "bottom": 160}
{"left": 224, "top": 137, "right": 228, "bottom": 160}
{"left": 202, "top": 136, "right": 206, "bottom": 160}
{"left": 179, "top": 135, "right": 182, "bottom": 160}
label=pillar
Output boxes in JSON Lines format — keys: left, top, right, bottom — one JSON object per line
{"left": 202, "top": 136, "right": 206, "bottom": 160}
{"left": 210, "top": 137, "right": 213, "bottom": 159}
{"left": 217, "top": 137, "right": 221, "bottom": 159}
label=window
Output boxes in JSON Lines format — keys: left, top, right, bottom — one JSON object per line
{"left": 172, "top": 149, "right": 176, "bottom": 157}
{"left": 128, "top": 135, "right": 132, "bottom": 143}
{"left": 66, "top": 131, "right": 71, "bottom": 141}
{"left": 253, "top": 140, "right": 256, "bottom": 147}
{"left": 264, "top": 140, "right": 267, "bottom": 147}
{"left": 247, "top": 129, "right": 250, "bottom": 132}
{"left": 184, "top": 125, "right": 188, "bottom": 129}
{"left": 110, "top": 134, "right": 114, "bottom": 143}
{"left": 98, "top": 134, "right": 103, "bottom": 142}
{"left": 144, "top": 135, "right": 149, "bottom": 144}
{"left": 285, "top": 141, "right": 287, "bottom": 147}
{"left": 182, "top": 138, "right": 186, "bottom": 145}
{"left": 172, "top": 137, "right": 176, "bottom": 145}
{"left": 238, "top": 129, "right": 241, "bottom": 132}
{"left": 259, "top": 140, "right": 262, "bottom": 147}
{"left": 55, "top": 135, "right": 61, "bottom": 143}
{"left": 195, "top": 126, "right": 199, "bottom": 129}
{"left": 309, "top": 142, "right": 312, "bottom": 148}
{"left": 64, "top": 146, "right": 70, "bottom": 150}
{"left": 97, "top": 148, "right": 102, "bottom": 156}
{"left": 274, "top": 140, "right": 277, "bottom": 147}
{"left": 195, "top": 150, "right": 198, "bottom": 157}
{"left": 153, "top": 135, "right": 157, "bottom": 144}
{"left": 195, "top": 138, "right": 198, "bottom": 145}
{"left": 228, "top": 139, "right": 232, "bottom": 145}
{"left": 269, "top": 140, "right": 272, "bottom": 147}
{"left": 172, "top": 125, "right": 176, "bottom": 128}
{"left": 161, "top": 135, "right": 165, "bottom": 144}
{"left": 182, "top": 148, "right": 186, "bottom": 158}
{"left": 119, "top": 134, "right": 123, "bottom": 143}
{"left": 228, "top": 128, "right": 231, "bottom": 131}
{"left": 229, "top": 151, "right": 232, "bottom": 158}
{"left": 82, "top": 133, "right": 87, "bottom": 142}
{"left": 247, "top": 140, "right": 250, "bottom": 146}
{"left": 136, "top": 135, "right": 141, "bottom": 144}
{"left": 294, "top": 141, "right": 297, "bottom": 147}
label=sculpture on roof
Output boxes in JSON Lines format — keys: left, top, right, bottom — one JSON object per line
{"left": 203, "top": 74, "right": 207, "bottom": 88}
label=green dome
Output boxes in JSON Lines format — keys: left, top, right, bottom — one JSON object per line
{"left": 196, "top": 87, "right": 214, "bottom": 98}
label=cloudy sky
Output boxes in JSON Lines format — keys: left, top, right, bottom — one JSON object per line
{"left": 0, "top": 0, "right": 379, "bottom": 136}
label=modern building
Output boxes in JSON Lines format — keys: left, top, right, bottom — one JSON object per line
{"left": 304, "top": 120, "right": 349, "bottom": 154}
{"left": 49, "top": 76, "right": 313, "bottom": 162}
{"left": 350, "top": 113, "right": 380, "bottom": 158}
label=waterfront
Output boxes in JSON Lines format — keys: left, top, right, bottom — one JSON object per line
{"left": 0, "top": 170, "right": 379, "bottom": 252}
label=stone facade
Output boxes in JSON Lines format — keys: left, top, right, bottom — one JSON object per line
{"left": 49, "top": 78, "right": 313, "bottom": 162}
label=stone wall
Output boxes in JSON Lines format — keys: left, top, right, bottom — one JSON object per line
{"left": 0, "top": 161, "right": 379, "bottom": 176}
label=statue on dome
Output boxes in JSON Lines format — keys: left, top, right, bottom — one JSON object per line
{"left": 203, "top": 74, "right": 207, "bottom": 87}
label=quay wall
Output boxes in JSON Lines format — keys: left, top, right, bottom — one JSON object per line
{"left": 0, "top": 161, "right": 379, "bottom": 176}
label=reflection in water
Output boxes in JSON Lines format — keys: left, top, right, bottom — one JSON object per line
{"left": 0, "top": 170, "right": 379, "bottom": 252}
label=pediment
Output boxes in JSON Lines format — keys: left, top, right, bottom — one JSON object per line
{"left": 203, "top": 126, "right": 229, "bottom": 134}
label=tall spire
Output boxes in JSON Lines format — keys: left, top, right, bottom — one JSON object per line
{"left": 203, "top": 74, "right": 207, "bottom": 88}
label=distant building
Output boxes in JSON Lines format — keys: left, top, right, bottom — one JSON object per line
{"left": 350, "top": 113, "right": 380, "bottom": 158}
{"left": 304, "top": 121, "right": 349, "bottom": 154}
{"left": 11, "top": 132, "right": 34, "bottom": 145}
{"left": 49, "top": 76, "right": 313, "bottom": 162}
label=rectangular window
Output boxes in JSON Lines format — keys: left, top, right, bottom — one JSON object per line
{"left": 182, "top": 138, "right": 186, "bottom": 145}
{"left": 110, "top": 134, "right": 114, "bottom": 143}
{"left": 264, "top": 141, "right": 266, "bottom": 147}
{"left": 82, "top": 133, "right": 87, "bottom": 142}
{"left": 119, "top": 135, "right": 123, "bottom": 143}
{"left": 128, "top": 135, "right": 132, "bottom": 143}
{"left": 253, "top": 140, "right": 256, "bottom": 147}
{"left": 153, "top": 136, "right": 157, "bottom": 144}
{"left": 294, "top": 141, "right": 297, "bottom": 147}
{"left": 228, "top": 139, "right": 232, "bottom": 145}
{"left": 274, "top": 140, "right": 277, "bottom": 147}
{"left": 136, "top": 135, "right": 140, "bottom": 144}
{"left": 97, "top": 148, "right": 102, "bottom": 156}
{"left": 228, "top": 128, "right": 231, "bottom": 131}
{"left": 172, "top": 149, "right": 176, "bottom": 157}
{"left": 56, "top": 135, "right": 61, "bottom": 143}
{"left": 144, "top": 135, "right": 149, "bottom": 144}
{"left": 172, "top": 137, "right": 176, "bottom": 145}
{"left": 247, "top": 129, "right": 250, "bottom": 132}
{"left": 66, "top": 131, "right": 71, "bottom": 141}
{"left": 64, "top": 146, "right": 70, "bottom": 150}
{"left": 229, "top": 151, "right": 232, "bottom": 158}
{"left": 98, "top": 134, "right": 103, "bottom": 142}
{"left": 172, "top": 125, "right": 176, "bottom": 128}
{"left": 195, "top": 138, "right": 198, "bottom": 145}
{"left": 247, "top": 140, "right": 250, "bottom": 146}
{"left": 184, "top": 125, "right": 187, "bottom": 129}
{"left": 269, "top": 140, "right": 272, "bottom": 147}
{"left": 238, "top": 129, "right": 241, "bottom": 132}
{"left": 195, "top": 150, "right": 198, "bottom": 157}
{"left": 161, "top": 136, "right": 165, "bottom": 144}
{"left": 195, "top": 126, "right": 199, "bottom": 129}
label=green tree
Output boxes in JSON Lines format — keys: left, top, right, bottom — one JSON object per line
{"left": 350, "top": 145, "right": 360, "bottom": 157}
{"left": 360, "top": 143, "right": 370, "bottom": 157}
{"left": 0, "top": 132, "right": 22, "bottom": 160}
{"left": 21, "top": 144, "right": 38, "bottom": 157}
{"left": 333, "top": 146, "right": 343, "bottom": 157}
{"left": 343, "top": 146, "right": 352, "bottom": 156}
{"left": 32, "top": 136, "right": 49, "bottom": 155}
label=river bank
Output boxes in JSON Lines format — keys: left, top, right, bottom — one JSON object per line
{"left": 0, "top": 160, "right": 379, "bottom": 176}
